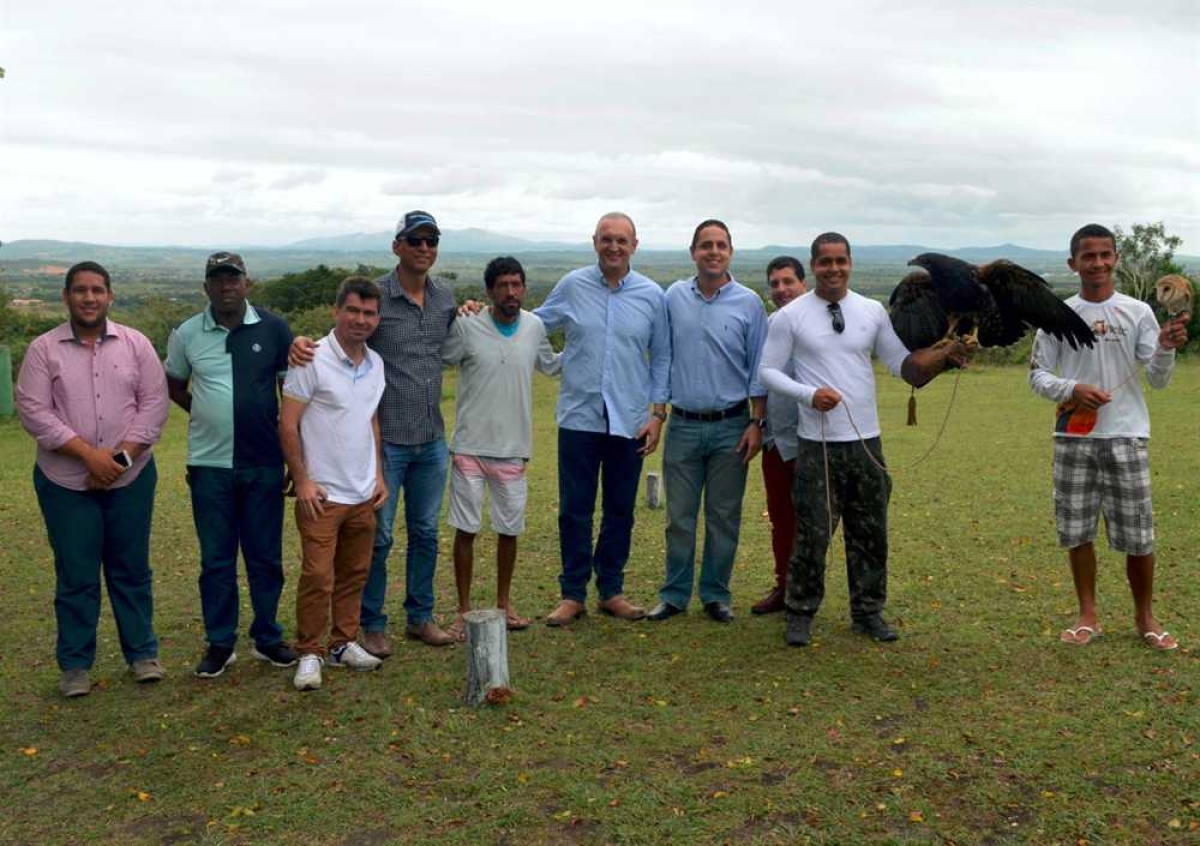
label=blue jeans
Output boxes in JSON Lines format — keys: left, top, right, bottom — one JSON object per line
{"left": 558, "top": 427, "right": 644, "bottom": 603}
{"left": 361, "top": 438, "right": 448, "bottom": 630}
{"left": 187, "top": 464, "right": 286, "bottom": 649}
{"left": 34, "top": 462, "right": 160, "bottom": 670}
{"left": 659, "top": 413, "right": 750, "bottom": 608}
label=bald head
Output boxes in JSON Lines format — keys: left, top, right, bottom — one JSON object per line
{"left": 594, "top": 211, "right": 637, "bottom": 239}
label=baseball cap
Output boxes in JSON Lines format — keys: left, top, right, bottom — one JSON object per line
{"left": 205, "top": 252, "right": 247, "bottom": 277}
{"left": 394, "top": 210, "right": 440, "bottom": 238}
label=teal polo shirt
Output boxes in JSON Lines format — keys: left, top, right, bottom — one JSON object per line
{"left": 165, "top": 303, "right": 292, "bottom": 469}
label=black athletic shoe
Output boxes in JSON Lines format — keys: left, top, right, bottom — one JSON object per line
{"left": 251, "top": 642, "right": 298, "bottom": 667}
{"left": 194, "top": 645, "right": 237, "bottom": 678}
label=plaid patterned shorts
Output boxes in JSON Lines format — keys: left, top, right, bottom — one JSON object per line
{"left": 1052, "top": 437, "right": 1154, "bottom": 555}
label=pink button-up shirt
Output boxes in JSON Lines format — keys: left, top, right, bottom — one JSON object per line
{"left": 16, "top": 320, "right": 169, "bottom": 491}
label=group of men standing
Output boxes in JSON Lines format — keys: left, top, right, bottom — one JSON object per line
{"left": 16, "top": 215, "right": 1187, "bottom": 698}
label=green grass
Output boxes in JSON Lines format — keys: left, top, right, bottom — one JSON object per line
{"left": 1, "top": 365, "right": 1197, "bottom": 846}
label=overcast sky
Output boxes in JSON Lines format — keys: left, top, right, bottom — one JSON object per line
{"left": 2, "top": 0, "right": 1197, "bottom": 251}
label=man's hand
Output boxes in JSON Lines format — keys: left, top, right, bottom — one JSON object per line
{"left": 371, "top": 475, "right": 389, "bottom": 511}
{"left": 295, "top": 479, "right": 329, "bottom": 520}
{"left": 288, "top": 336, "right": 319, "bottom": 368}
{"left": 636, "top": 416, "right": 664, "bottom": 456}
{"left": 943, "top": 339, "right": 973, "bottom": 369}
{"left": 81, "top": 446, "right": 124, "bottom": 487}
{"left": 812, "top": 387, "right": 842, "bottom": 412}
{"left": 1158, "top": 316, "right": 1189, "bottom": 350}
{"left": 458, "top": 300, "right": 485, "bottom": 317}
{"left": 736, "top": 422, "right": 763, "bottom": 464}
{"left": 1071, "top": 383, "right": 1111, "bottom": 410}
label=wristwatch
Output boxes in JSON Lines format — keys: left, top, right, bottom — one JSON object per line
{"left": 651, "top": 410, "right": 668, "bottom": 422}
{"left": 752, "top": 417, "right": 767, "bottom": 429}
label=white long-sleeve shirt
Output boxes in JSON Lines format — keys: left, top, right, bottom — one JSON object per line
{"left": 758, "top": 290, "right": 910, "bottom": 443}
{"left": 1029, "top": 291, "right": 1174, "bottom": 439}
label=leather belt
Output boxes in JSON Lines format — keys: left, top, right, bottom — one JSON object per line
{"left": 671, "top": 400, "right": 748, "bottom": 422}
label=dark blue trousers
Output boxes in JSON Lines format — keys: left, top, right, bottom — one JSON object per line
{"left": 34, "top": 462, "right": 160, "bottom": 670}
{"left": 187, "top": 464, "right": 286, "bottom": 649}
{"left": 557, "top": 427, "right": 644, "bottom": 603}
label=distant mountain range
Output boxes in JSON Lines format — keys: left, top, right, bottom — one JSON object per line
{"left": 2, "top": 231, "right": 1194, "bottom": 285}
{"left": 0, "top": 230, "right": 1075, "bottom": 264}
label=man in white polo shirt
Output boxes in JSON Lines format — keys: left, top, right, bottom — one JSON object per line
{"left": 280, "top": 277, "right": 388, "bottom": 690}
{"left": 442, "top": 256, "right": 561, "bottom": 639}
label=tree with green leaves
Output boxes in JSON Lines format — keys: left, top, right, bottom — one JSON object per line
{"left": 1113, "top": 222, "right": 1184, "bottom": 302}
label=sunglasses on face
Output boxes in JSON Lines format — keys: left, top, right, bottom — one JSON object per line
{"left": 827, "top": 301, "right": 845, "bottom": 333}
{"left": 403, "top": 235, "right": 439, "bottom": 248}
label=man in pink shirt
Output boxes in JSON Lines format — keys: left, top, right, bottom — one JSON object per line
{"left": 16, "top": 261, "right": 170, "bottom": 698}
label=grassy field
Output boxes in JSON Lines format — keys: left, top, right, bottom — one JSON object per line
{"left": 1, "top": 365, "right": 1197, "bottom": 846}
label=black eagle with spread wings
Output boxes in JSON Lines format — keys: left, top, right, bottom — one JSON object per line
{"left": 888, "top": 253, "right": 1095, "bottom": 352}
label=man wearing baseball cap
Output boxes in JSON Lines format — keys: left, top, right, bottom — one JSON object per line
{"left": 166, "top": 252, "right": 298, "bottom": 677}
{"left": 290, "top": 211, "right": 458, "bottom": 651}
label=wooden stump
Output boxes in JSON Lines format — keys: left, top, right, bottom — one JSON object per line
{"left": 645, "top": 471, "right": 662, "bottom": 509}
{"left": 464, "top": 609, "right": 512, "bottom": 707}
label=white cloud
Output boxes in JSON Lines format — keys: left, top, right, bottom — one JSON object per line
{"left": 0, "top": 0, "right": 1196, "bottom": 250}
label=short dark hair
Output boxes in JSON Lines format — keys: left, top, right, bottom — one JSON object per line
{"left": 64, "top": 261, "right": 111, "bottom": 291}
{"left": 1069, "top": 223, "right": 1117, "bottom": 258}
{"left": 766, "top": 255, "right": 805, "bottom": 281}
{"left": 811, "top": 232, "right": 851, "bottom": 261}
{"left": 484, "top": 256, "right": 526, "bottom": 289}
{"left": 690, "top": 219, "right": 732, "bottom": 250}
{"left": 335, "top": 275, "right": 382, "bottom": 308}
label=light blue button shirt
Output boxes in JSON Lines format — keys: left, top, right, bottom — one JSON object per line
{"left": 535, "top": 264, "right": 670, "bottom": 439}
{"left": 664, "top": 277, "right": 767, "bottom": 411}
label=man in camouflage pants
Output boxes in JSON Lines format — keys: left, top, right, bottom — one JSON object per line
{"left": 758, "top": 233, "right": 966, "bottom": 647}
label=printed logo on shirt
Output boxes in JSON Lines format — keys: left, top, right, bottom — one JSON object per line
{"left": 252, "top": 342, "right": 262, "bottom": 353}
{"left": 1091, "top": 320, "right": 1128, "bottom": 341}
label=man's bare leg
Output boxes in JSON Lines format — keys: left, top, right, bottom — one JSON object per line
{"left": 496, "top": 533, "right": 528, "bottom": 629}
{"left": 1062, "top": 543, "right": 1100, "bottom": 643}
{"left": 1127, "top": 553, "right": 1176, "bottom": 647}
{"left": 451, "top": 529, "right": 476, "bottom": 641}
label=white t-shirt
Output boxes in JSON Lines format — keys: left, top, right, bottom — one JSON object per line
{"left": 1029, "top": 291, "right": 1174, "bottom": 439}
{"left": 758, "top": 290, "right": 910, "bottom": 443}
{"left": 282, "top": 331, "right": 386, "bottom": 505}
{"left": 441, "top": 309, "right": 561, "bottom": 460}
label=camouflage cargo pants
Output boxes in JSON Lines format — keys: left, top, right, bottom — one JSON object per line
{"left": 786, "top": 437, "right": 892, "bottom": 618}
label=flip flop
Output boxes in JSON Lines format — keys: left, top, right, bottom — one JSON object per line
{"left": 445, "top": 617, "right": 467, "bottom": 644}
{"left": 504, "top": 610, "right": 531, "bottom": 631}
{"left": 1060, "top": 625, "right": 1101, "bottom": 646}
{"left": 1141, "top": 630, "right": 1179, "bottom": 651}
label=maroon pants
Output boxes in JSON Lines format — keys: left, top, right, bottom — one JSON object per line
{"left": 761, "top": 445, "right": 796, "bottom": 590}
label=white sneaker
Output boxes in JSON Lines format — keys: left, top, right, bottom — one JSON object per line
{"left": 328, "top": 641, "right": 383, "bottom": 671}
{"left": 293, "top": 654, "right": 323, "bottom": 691}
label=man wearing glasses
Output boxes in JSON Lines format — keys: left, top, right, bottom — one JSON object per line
{"left": 289, "top": 211, "right": 458, "bottom": 651}
{"left": 758, "top": 233, "right": 966, "bottom": 647}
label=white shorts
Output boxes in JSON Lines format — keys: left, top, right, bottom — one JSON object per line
{"left": 447, "top": 455, "right": 528, "bottom": 536}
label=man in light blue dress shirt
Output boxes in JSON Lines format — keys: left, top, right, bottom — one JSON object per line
{"left": 647, "top": 220, "right": 768, "bottom": 623}
{"left": 536, "top": 213, "right": 671, "bottom": 626}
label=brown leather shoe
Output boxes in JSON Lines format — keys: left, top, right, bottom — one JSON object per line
{"left": 598, "top": 594, "right": 646, "bottom": 621}
{"left": 750, "top": 586, "right": 786, "bottom": 615}
{"left": 405, "top": 621, "right": 456, "bottom": 646}
{"left": 359, "top": 629, "right": 393, "bottom": 658}
{"left": 545, "top": 599, "right": 587, "bottom": 628}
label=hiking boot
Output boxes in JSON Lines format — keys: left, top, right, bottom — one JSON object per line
{"left": 59, "top": 668, "right": 91, "bottom": 698}
{"left": 852, "top": 614, "right": 899, "bottom": 643}
{"left": 130, "top": 658, "right": 165, "bottom": 683}
{"left": 785, "top": 613, "right": 813, "bottom": 647}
